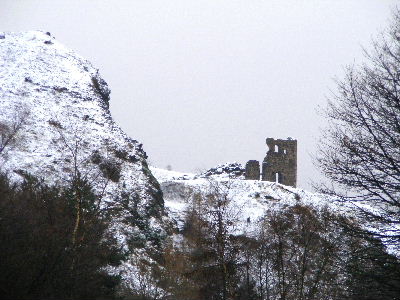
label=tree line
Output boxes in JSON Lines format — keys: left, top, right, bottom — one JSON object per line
{"left": 153, "top": 181, "right": 400, "bottom": 300}
{"left": 1, "top": 167, "right": 398, "bottom": 300}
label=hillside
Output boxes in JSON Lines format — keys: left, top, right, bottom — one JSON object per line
{"left": 150, "top": 163, "right": 351, "bottom": 235}
{"left": 0, "top": 31, "right": 170, "bottom": 289}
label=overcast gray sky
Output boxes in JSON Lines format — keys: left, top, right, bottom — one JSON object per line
{"left": 1, "top": 1, "right": 397, "bottom": 189}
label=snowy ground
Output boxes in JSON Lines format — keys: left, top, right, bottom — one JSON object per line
{"left": 150, "top": 166, "right": 352, "bottom": 236}
{"left": 151, "top": 165, "right": 400, "bottom": 258}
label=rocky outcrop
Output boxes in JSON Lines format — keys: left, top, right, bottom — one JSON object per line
{"left": 196, "top": 162, "right": 245, "bottom": 179}
{"left": 0, "top": 31, "right": 170, "bottom": 289}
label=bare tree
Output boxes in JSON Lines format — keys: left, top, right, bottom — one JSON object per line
{"left": 255, "top": 205, "right": 347, "bottom": 300}
{"left": 161, "top": 179, "right": 241, "bottom": 300}
{"left": 51, "top": 122, "right": 122, "bottom": 275}
{"left": 203, "top": 179, "right": 240, "bottom": 300}
{"left": 316, "top": 9, "right": 400, "bottom": 247}
{"left": 0, "top": 109, "right": 29, "bottom": 155}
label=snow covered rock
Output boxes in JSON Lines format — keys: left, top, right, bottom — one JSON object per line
{"left": 0, "top": 31, "right": 170, "bottom": 287}
{"left": 196, "top": 162, "right": 245, "bottom": 179}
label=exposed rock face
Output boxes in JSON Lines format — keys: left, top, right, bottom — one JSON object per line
{"left": 0, "top": 31, "right": 169, "bottom": 288}
{"left": 196, "top": 162, "right": 245, "bottom": 179}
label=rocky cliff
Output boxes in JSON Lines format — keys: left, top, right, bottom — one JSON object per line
{"left": 0, "top": 31, "right": 169, "bottom": 289}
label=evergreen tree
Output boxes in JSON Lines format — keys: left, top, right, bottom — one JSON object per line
{"left": 0, "top": 172, "right": 122, "bottom": 300}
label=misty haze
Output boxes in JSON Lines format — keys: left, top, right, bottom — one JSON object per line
{"left": 1, "top": 1, "right": 400, "bottom": 300}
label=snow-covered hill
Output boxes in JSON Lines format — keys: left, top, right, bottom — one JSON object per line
{"left": 153, "top": 163, "right": 400, "bottom": 257}
{"left": 0, "top": 31, "right": 170, "bottom": 288}
{"left": 150, "top": 163, "right": 351, "bottom": 236}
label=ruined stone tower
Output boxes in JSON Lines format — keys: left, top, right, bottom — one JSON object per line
{"left": 245, "top": 137, "right": 297, "bottom": 187}
{"left": 262, "top": 138, "right": 297, "bottom": 187}
{"left": 245, "top": 160, "right": 260, "bottom": 180}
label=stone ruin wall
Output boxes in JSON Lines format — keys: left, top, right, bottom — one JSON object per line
{"left": 245, "top": 160, "right": 260, "bottom": 180}
{"left": 245, "top": 138, "right": 297, "bottom": 187}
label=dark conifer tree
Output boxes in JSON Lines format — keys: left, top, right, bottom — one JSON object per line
{"left": 0, "top": 172, "right": 122, "bottom": 300}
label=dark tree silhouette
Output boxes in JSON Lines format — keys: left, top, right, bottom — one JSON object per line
{"left": 317, "top": 9, "right": 400, "bottom": 247}
{"left": 0, "top": 173, "right": 122, "bottom": 300}
{"left": 316, "top": 9, "right": 400, "bottom": 300}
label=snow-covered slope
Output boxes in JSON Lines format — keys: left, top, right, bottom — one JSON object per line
{"left": 0, "top": 31, "right": 169, "bottom": 287}
{"left": 153, "top": 164, "right": 399, "bottom": 255}
{"left": 151, "top": 164, "right": 351, "bottom": 236}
